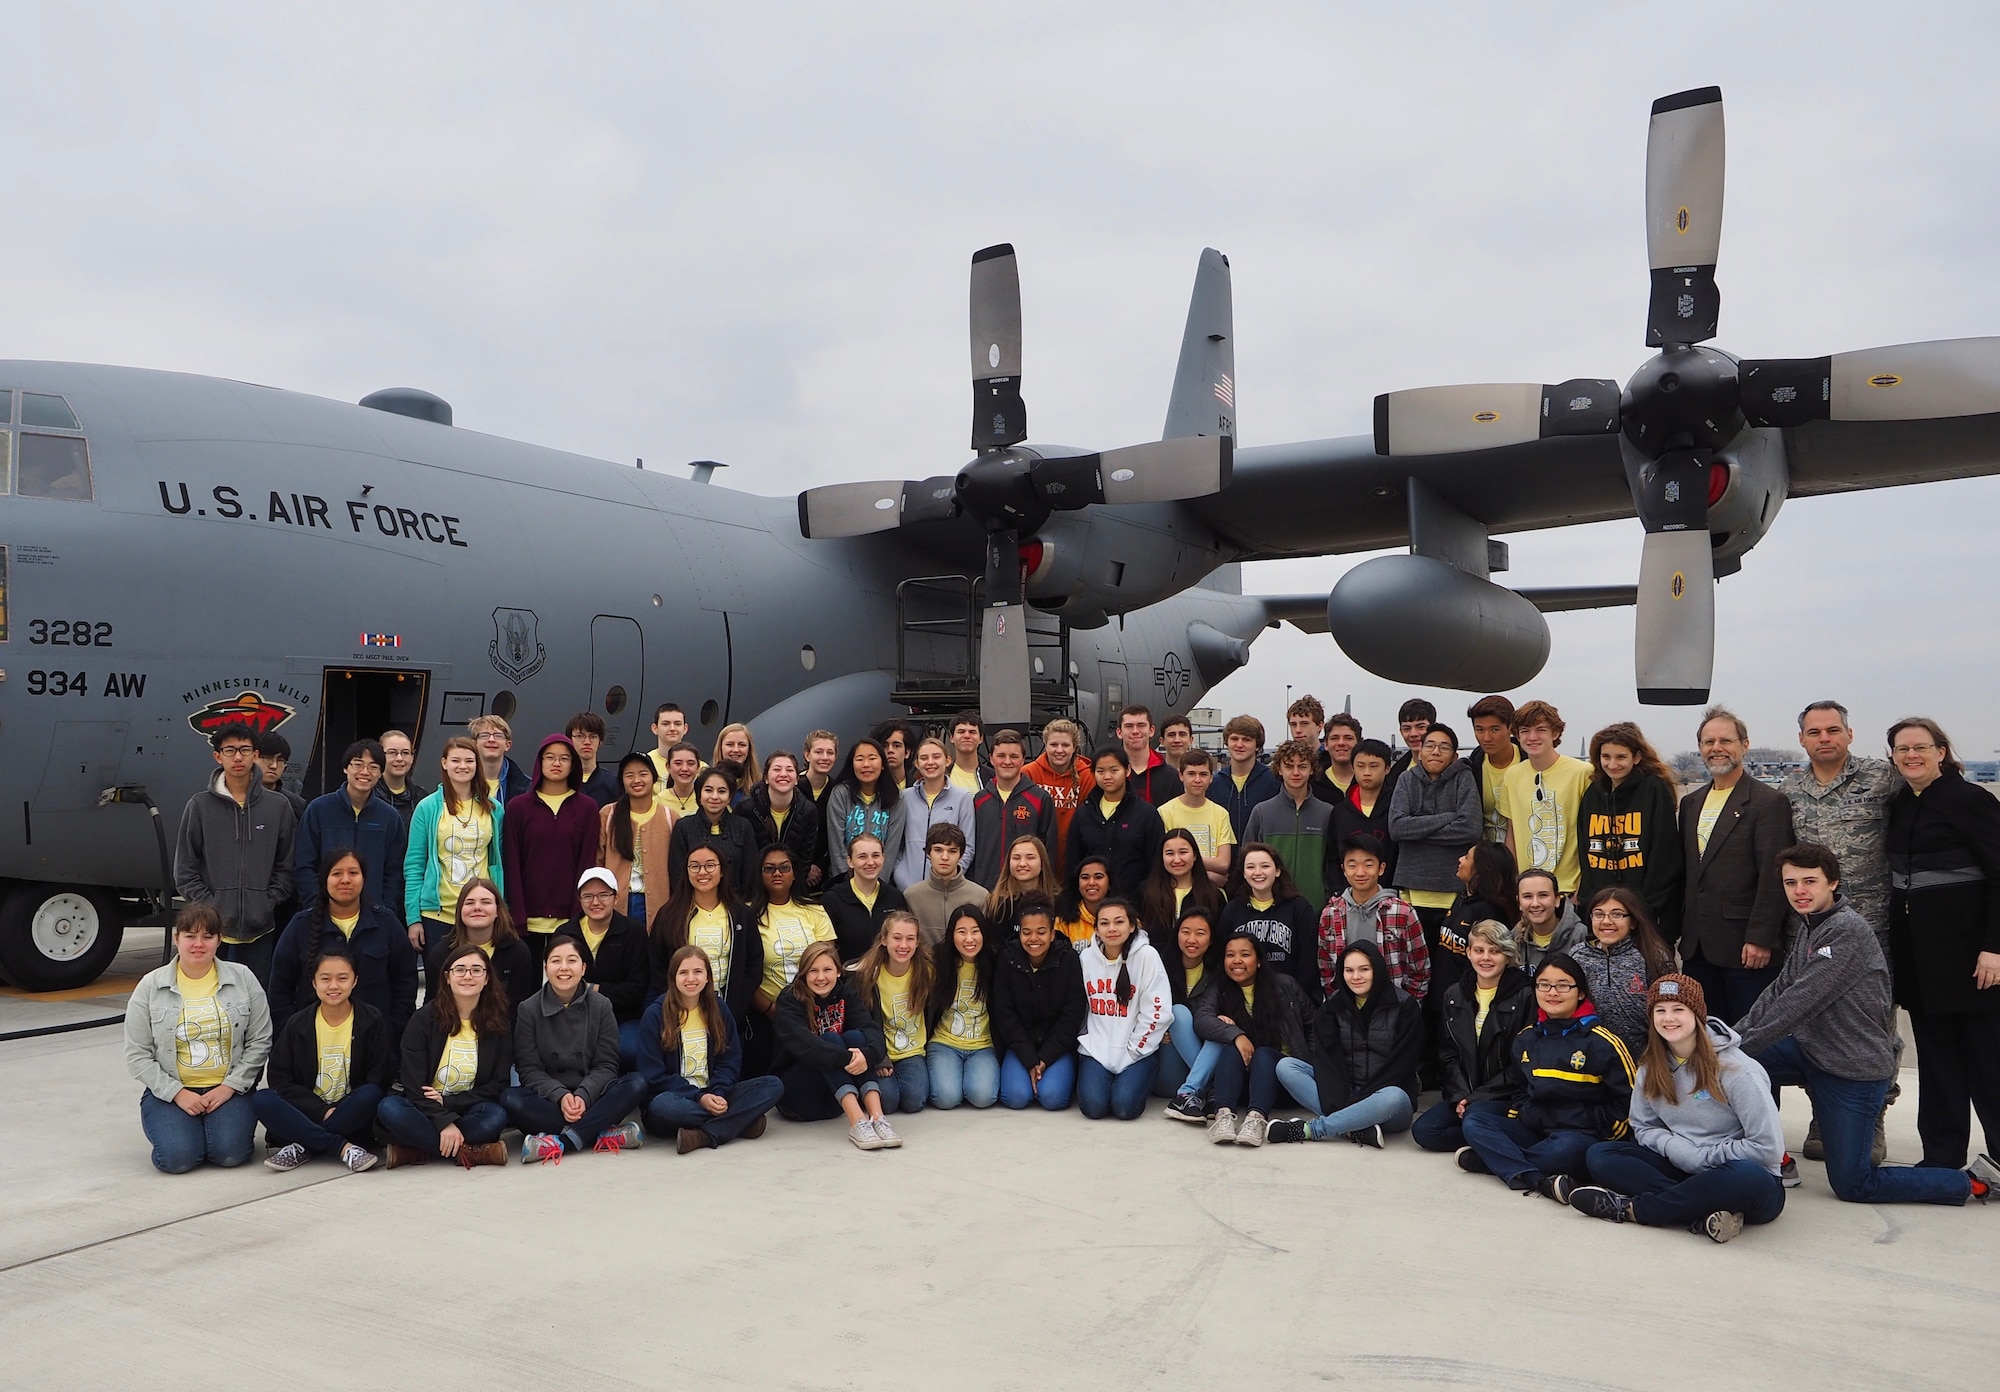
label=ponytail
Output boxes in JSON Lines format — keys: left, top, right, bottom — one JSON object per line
{"left": 1099, "top": 895, "right": 1138, "bottom": 1008}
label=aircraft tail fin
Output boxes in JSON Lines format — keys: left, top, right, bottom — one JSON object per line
{"left": 1162, "top": 248, "right": 1234, "bottom": 442}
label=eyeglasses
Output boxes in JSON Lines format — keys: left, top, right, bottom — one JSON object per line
{"left": 1892, "top": 743, "right": 1938, "bottom": 756}
{"left": 579, "top": 890, "right": 616, "bottom": 902}
{"left": 218, "top": 746, "right": 256, "bottom": 758}
{"left": 761, "top": 863, "right": 794, "bottom": 875}
{"left": 1589, "top": 909, "right": 1630, "bottom": 922}
{"left": 1535, "top": 981, "right": 1579, "bottom": 994}
{"left": 447, "top": 965, "right": 488, "bottom": 979}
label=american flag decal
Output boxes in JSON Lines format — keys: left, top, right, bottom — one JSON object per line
{"left": 360, "top": 633, "right": 402, "bottom": 648}
{"left": 1213, "top": 374, "right": 1234, "bottom": 408}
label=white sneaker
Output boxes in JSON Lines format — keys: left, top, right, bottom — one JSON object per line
{"left": 849, "top": 1120, "right": 885, "bottom": 1151}
{"left": 872, "top": 1116, "right": 904, "bottom": 1148}
{"left": 263, "top": 1143, "right": 308, "bottom": 1172}
{"left": 1234, "top": 1112, "right": 1268, "bottom": 1148}
{"left": 339, "top": 1143, "right": 379, "bottom": 1174}
{"left": 1207, "top": 1108, "right": 1238, "bottom": 1145}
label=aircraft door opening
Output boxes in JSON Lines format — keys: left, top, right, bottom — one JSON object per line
{"left": 304, "top": 668, "right": 430, "bottom": 799}
{"left": 1096, "top": 661, "right": 1128, "bottom": 741}
{"left": 590, "top": 615, "right": 645, "bottom": 756}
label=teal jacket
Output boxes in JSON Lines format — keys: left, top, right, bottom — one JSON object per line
{"left": 402, "top": 788, "right": 506, "bottom": 925}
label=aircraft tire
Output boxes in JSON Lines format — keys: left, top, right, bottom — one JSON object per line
{"left": 0, "top": 883, "right": 125, "bottom": 992}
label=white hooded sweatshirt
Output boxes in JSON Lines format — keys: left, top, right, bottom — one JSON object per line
{"left": 1076, "top": 927, "right": 1170, "bottom": 1073}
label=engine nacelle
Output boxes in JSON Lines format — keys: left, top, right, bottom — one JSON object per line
{"left": 1707, "top": 426, "right": 1788, "bottom": 577}
{"left": 1327, "top": 554, "right": 1551, "bottom": 691}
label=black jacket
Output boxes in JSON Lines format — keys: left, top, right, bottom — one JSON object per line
{"left": 265, "top": 999, "right": 396, "bottom": 1116}
{"left": 268, "top": 901, "right": 418, "bottom": 1041}
{"left": 578, "top": 764, "right": 621, "bottom": 809}
{"left": 1887, "top": 769, "right": 2000, "bottom": 1015}
{"left": 1192, "top": 967, "right": 1311, "bottom": 1058}
{"left": 378, "top": 779, "right": 429, "bottom": 826}
{"left": 1127, "top": 756, "right": 1183, "bottom": 808}
{"left": 668, "top": 812, "right": 762, "bottom": 900}
{"left": 771, "top": 977, "right": 886, "bottom": 1072}
{"left": 1679, "top": 775, "right": 1796, "bottom": 965}
{"left": 646, "top": 901, "right": 763, "bottom": 1023}
{"left": 1216, "top": 895, "right": 1322, "bottom": 1003}
{"left": 1065, "top": 794, "right": 1165, "bottom": 899}
{"left": 395, "top": 1009, "right": 513, "bottom": 1129}
{"left": 1437, "top": 965, "right": 1534, "bottom": 1107}
{"left": 425, "top": 935, "right": 540, "bottom": 1015}
{"left": 1505, "top": 1003, "right": 1635, "bottom": 1139}
{"left": 1302, "top": 941, "right": 1423, "bottom": 1113}
{"left": 970, "top": 780, "right": 1058, "bottom": 889}
{"left": 990, "top": 933, "right": 1088, "bottom": 1068}
{"left": 1436, "top": 892, "right": 1509, "bottom": 994}
{"left": 747, "top": 784, "right": 822, "bottom": 884}
{"left": 1578, "top": 771, "right": 1684, "bottom": 938}
{"left": 821, "top": 877, "right": 907, "bottom": 963}
{"left": 562, "top": 911, "right": 649, "bottom": 1022}
{"left": 1328, "top": 793, "right": 1397, "bottom": 889}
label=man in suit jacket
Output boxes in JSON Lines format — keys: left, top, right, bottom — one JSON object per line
{"left": 1679, "top": 707, "right": 1797, "bottom": 1023}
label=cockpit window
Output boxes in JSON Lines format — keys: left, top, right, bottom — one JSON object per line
{"left": 0, "top": 431, "right": 10, "bottom": 496}
{"left": 20, "top": 393, "right": 79, "bottom": 430}
{"left": 0, "top": 390, "right": 13, "bottom": 423}
{"left": 17, "top": 434, "right": 91, "bottom": 500}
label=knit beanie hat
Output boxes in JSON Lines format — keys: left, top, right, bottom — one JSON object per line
{"left": 1646, "top": 973, "right": 1707, "bottom": 1021}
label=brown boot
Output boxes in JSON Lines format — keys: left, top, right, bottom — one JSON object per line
{"left": 385, "top": 1144, "right": 429, "bottom": 1170}
{"left": 741, "top": 1113, "right": 768, "bottom": 1141}
{"left": 677, "top": 1128, "right": 717, "bottom": 1155}
{"left": 458, "top": 1142, "right": 508, "bottom": 1168}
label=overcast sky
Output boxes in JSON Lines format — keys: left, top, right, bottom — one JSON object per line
{"left": 10, "top": 4, "right": 2000, "bottom": 759}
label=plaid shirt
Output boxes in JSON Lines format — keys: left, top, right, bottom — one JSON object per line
{"left": 1319, "top": 890, "right": 1431, "bottom": 1001}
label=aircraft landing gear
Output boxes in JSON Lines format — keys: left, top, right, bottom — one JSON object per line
{"left": 0, "top": 883, "right": 125, "bottom": 992}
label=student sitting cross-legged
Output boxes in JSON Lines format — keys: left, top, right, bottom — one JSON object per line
{"left": 1158, "top": 905, "right": 1228, "bottom": 1113}
{"left": 506, "top": 931, "right": 649, "bottom": 1163}
{"left": 638, "top": 944, "right": 784, "bottom": 1152}
{"left": 376, "top": 943, "right": 514, "bottom": 1169}
{"left": 926, "top": 905, "right": 1002, "bottom": 1109}
{"left": 991, "top": 894, "right": 1088, "bottom": 1111}
{"left": 1568, "top": 974, "right": 1786, "bottom": 1243}
{"left": 1266, "top": 940, "right": 1424, "bottom": 1148}
{"left": 1411, "top": 920, "right": 1533, "bottom": 1153}
{"left": 1192, "top": 928, "right": 1312, "bottom": 1146}
{"left": 854, "top": 910, "right": 936, "bottom": 1113}
{"left": 255, "top": 941, "right": 393, "bottom": 1174}
{"left": 771, "top": 939, "right": 899, "bottom": 1150}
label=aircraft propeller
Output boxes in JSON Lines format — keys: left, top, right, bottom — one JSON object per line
{"left": 798, "top": 243, "right": 1232, "bottom": 726}
{"left": 1371, "top": 86, "right": 2000, "bottom": 703}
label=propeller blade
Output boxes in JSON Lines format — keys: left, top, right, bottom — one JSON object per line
{"left": 796, "top": 475, "right": 959, "bottom": 538}
{"left": 1029, "top": 435, "right": 1232, "bottom": 509}
{"left": 1644, "top": 86, "right": 1725, "bottom": 348}
{"left": 1371, "top": 381, "right": 1620, "bottom": 457}
{"left": 1634, "top": 529, "right": 1715, "bottom": 705}
{"left": 1740, "top": 338, "right": 2000, "bottom": 427}
{"left": 970, "top": 243, "right": 1027, "bottom": 451}
{"left": 978, "top": 602, "right": 1032, "bottom": 726}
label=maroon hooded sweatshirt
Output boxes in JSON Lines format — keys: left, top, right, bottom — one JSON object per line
{"left": 502, "top": 734, "right": 601, "bottom": 929}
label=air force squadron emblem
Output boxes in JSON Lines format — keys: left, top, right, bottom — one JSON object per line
{"left": 489, "top": 607, "right": 546, "bottom": 684}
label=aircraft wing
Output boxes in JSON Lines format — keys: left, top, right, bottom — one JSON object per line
{"left": 1782, "top": 412, "right": 2000, "bottom": 497}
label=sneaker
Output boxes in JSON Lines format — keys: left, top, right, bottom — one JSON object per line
{"left": 1698, "top": 1210, "right": 1745, "bottom": 1243}
{"left": 1802, "top": 1119, "right": 1824, "bottom": 1161}
{"left": 1164, "top": 1091, "right": 1209, "bottom": 1124}
{"left": 385, "top": 1144, "right": 428, "bottom": 1170}
{"left": 1568, "top": 1185, "right": 1633, "bottom": 1223}
{"left": 1265, "top": 1118, "right": 1308, "bottom": 1144}
{"left": 459, "top": 1142, "right": 508, "bottom": 1168}
{"left": 263, "top": 1143, "right": 308, "bottom": 1173}
{"left": 1538, "top": 1173, "right": 1575, "bottom": 1205}
{"left": 1968, "top": 1152, "right": 2000, "bottom": 1201}
{"left": 593, "top": 1121, "right": 644, "bottom": 1155}
{"left": 1456, "top": 1146, "right": 1489, "bottom": 1175}
{"left": 741, "top": 1113, "right": 768, "bottom": 1141}
{"left": 676, "top": 1127, "right": 716, "bottom": 1155}
{"left": 1780, "top": 1154, "right": 1801, "bottom": 1188}
{"left": 1348, "top": 1124, "right": 1385, "bottom": 1150}
{"left": 339, "top": 1143, "right": 380, "bottom": 1174}
{"left": 1206, "top": 1108, "right": 1238, "bottom": 1145}
{"left": 1235, "top": 1112, "right": 1268, "bottom": 1148}
{"left": 849, "top": 1120, "right": 885, "bottom": 1151}
{"left": 521, "top": 1133, "right": 565, "bottom": 1166}
{"left": 872, "top": 1116, "right": 904, "bottom": 1148}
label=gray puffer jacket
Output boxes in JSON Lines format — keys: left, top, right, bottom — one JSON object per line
{"left": 513, "top": 982, "right": 622, "bottom": 1104}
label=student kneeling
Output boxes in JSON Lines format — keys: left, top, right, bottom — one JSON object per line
{"left": 1265, "top": 941, "right": 1423, "bottom": 1148}
{"left": 376, "top": 944, "right": 513, "bottom": 1168}
{"left": 1568, "top": 974, "right": 1785, "bottom": 1243}
{"left": 507, "top": 932, "right": 649, "bottom": 1162}
{"left": 256, "top": 942, "right": 393, "bottom": 1173}
{"left": 992, "top": 896, "right": 1088, "bottom": 1110}
{"left": 772, "top": 940, "right": 900, "bottom": 1150}
{"left": 639, "top": 944, "right": 783, "bottom": 1152}
{"left": 1075, "top": 898, "right": 1170, "bottom": 1119}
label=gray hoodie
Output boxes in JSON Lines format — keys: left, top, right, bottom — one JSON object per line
{"left": 1630, "top": 1018, "right": 1785, "bottom": 1178}
{"left": 1387, "top": 759, "right": 1482, "bottom": 894}
{"left": 1737, "top": 897, "right": 1896, "bottom": 1083}
{"left": 174, "top": 771, "right": 297, "bottom": 941}
{"left": 1516, "top": 900, "right": 1587, "bottom": 978}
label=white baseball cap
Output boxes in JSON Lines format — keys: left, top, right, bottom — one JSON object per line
{"left": 577, "top": 867, "right": 618, "bottom": 893}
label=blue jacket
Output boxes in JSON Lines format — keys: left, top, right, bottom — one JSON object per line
{"left": 401, "top": 788, "right": 505, "bottom": 926}
{"left": 295, "top": 788, "right": 408, "bottom": 919}
{"left": 636, "top": 995, "right": 743, "bottom": 1099}
{"left": 266, "top": 900, "right": 419, "bottom": 1042}
{"left": 1215, "top": 760, "right": 1281, "bottom": 844}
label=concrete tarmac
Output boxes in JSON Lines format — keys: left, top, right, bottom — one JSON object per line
{"left": 2, "top": 931, "right": 1995, "bottom": 1391}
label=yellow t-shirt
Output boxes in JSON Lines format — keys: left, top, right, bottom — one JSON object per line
{"left": 948, "top": 764, "right": 982, "bottom": 795}
{"left": 1498, "top": 754, "right": 1593, "bottom": 893}
{"left": 536, "top": 789, "right": 572, "bottom": 817}
{"left": 330, "top": 912, "right": 360, "bottom": 938}
{"left": 1058, "top": 902, "right": 1096, "bottom": 948}
{"left": 1184, "top": 962, "right": 1206, "bottom": 996}
{"left": 689, "top": 903, "right": 734, "bottom": 999}
{"left": 1174, "top": 885, "right": 1190, "bottom": 915}
{"left": 1480, "top": 756, "right": 1513, "bottom": 844}
{"left": 1249, "top": 896, "right": 1274, "bottom": 912}
{"left": 933, "top": 960, "right": 991, "bottom": 1050}
{"left": 876, "top": 970, "right": 927, "bottom": 1061}
{"left": 679, "top": 1021, "right": 710, "bottom": 1089}
{"left": 173, "top": 966, "right": 230, "bottom": 1088}
{"left": 853, "top": 880, "right": 880, "bottom": 913}
{"left": 580, "top": 918, "right": 610, "bottom": 957}
{"left": 314, "top": 1007, "right": 354, "bottom": 1103}
{"left": 663, "top": 786, "right": 701, "bottom": 818}
{"left": 526, "top": 917, "right": 563, "bottom": 936}
{"left": 1696, "top": 785, "right": 1732, "bottom": 856}
{"left": 1160, "top": 798, "right": 1237, "bottom": 860}
{"left": 433, "top": 1022, "right": 481, "bottom": 1094}
{"left": 759, "top": 902, "right": 836, "bottom": 997}
{"left": 1407, "top": 888, "right": 1457, "bottom": 910}
{"left": 1241, "top": 983, "right": 1256, "bottom": 1014}
{"left": 628, "top": 801, "right": 662, "bottom": 895}
{"left": 476, "top": 940, "right": 496, "bottom": 958}
{"left": 1474, "top": 983, "right": 1498, "bottom": 1036}
{"left": 436, "top": 801, "right": 493, "bottom": 919}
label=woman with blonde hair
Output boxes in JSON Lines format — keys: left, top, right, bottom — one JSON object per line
{"left": 711, "top": 722, "right": 762, "bottom": 787}
{"left": 403, "top": 734, "right": 504, "bottom": 955}
{"left": 986, "top": 834, "right": 1060, "bottom": 924}
{"left": 1412, "top": 919, "right": 1534, "bottom": 1152}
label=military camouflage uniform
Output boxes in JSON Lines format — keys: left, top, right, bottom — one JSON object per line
{"left": 1782, "top": 756, "right": 1901, "bottom": 938}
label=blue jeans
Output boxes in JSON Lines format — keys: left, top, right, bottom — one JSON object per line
{"left": 217, "top": 934, "right": 275, "bottom": 992}
{"left": 253, "top": 1085, "right": 385, "bottom": 1155}
{"left": 375, "top": 1094, "right": 508, "bottom": 1155}
{"left": 503, "top": 1073, "right": 650, "bottom": 1149}
{"left": 874, "top": 1055, "right": 929, "bottom": 1114}
{"left": 927, "top": 1043, "right": 1000, "bottom": 1109}
{"left": 1076, "top": 1051, "right": 1162, "bottom": 1119}
{"left": 1160, "top": 1004, "right": 1225, "bottom": 1099}
{"left": 1754, "top": 1035, "right": 1972, "bottom": 1205}
{"left": 1459, "top": 1109, "right": 1599, "bottom": 1189}
{"left": 643, "top": 1074, "right": 784, "bottom": 1143}
{"left": 1411, "top": 1097, "right": 1509, "bottom": 1153}
{"left": 617, "top": 1019, "right": 647, "bottom": 1074}
{"left": 999, "top": 1051, "right": 1077, "bottom": 1110}
{"left": 1209, "top": 1045, "right": 1282, "bottom": 1115}
{"left": 1586, "top": 1140, "right": 1787, "bottom": 1227}
{"left": 1269, "top": 1060, "right": 1414, "bottom": 1140}
{"left": 139, "top": 1088, "right": 257, "bottom": 1173}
